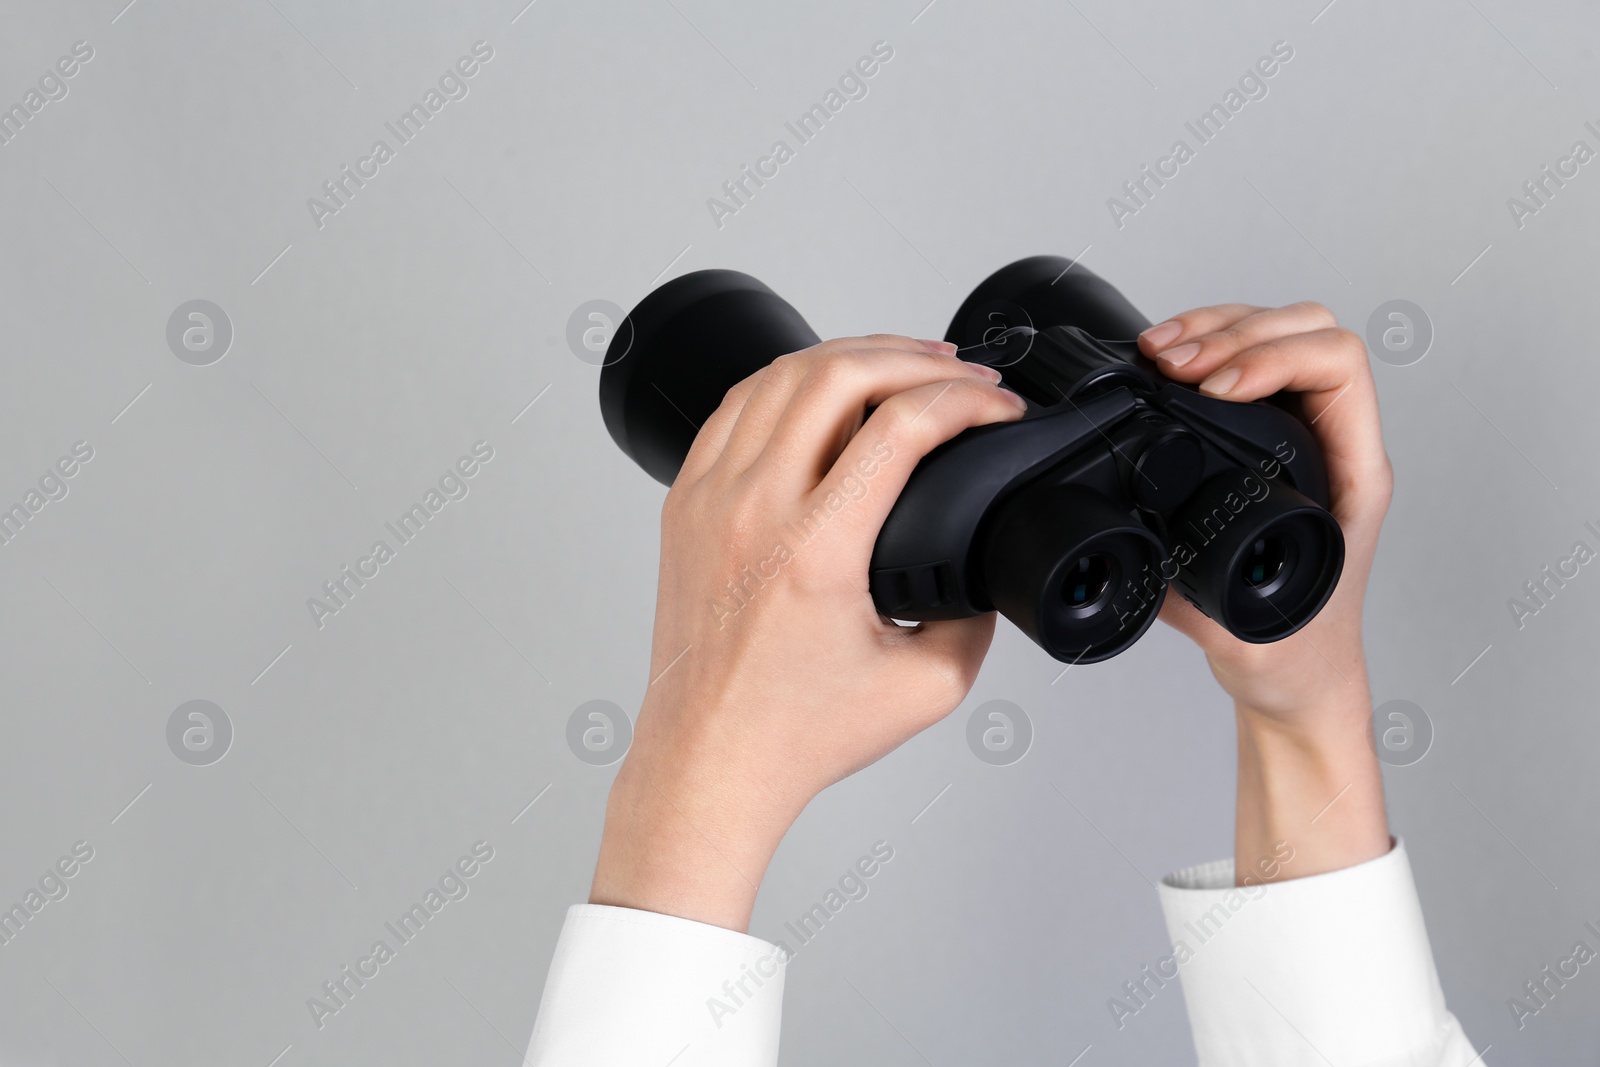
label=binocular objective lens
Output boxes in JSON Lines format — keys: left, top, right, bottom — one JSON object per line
{"left": 1062, "top": 553, "right": 1116, "bottom": 608}
{"left": 1241, "top": 536, "right": 1289, "bottom": 589}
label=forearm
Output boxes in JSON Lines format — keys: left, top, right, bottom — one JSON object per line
{"left": 1234, "top": 687, "right": 1391, "bottom": 886}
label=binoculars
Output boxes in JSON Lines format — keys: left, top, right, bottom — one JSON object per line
{"left": 598, "top": 256, "right": 1344, "bottom": 663}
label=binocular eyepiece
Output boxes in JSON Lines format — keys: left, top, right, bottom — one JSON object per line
{"left": 598, "top": 256, "right": 1344, "bottom": 663}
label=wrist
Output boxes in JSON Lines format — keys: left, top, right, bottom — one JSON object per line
{"left": 1234, "top": 691, "right": 1390, "bottom": 885}
{"left": 588, "top": 751, "right": 797, "bottom": 933}
{"left": 1236, "top": 695, "right": 1377, "bottom": 789}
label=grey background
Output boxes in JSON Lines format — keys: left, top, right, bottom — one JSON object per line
{"left": 1, "top": 0, "right": 1596, "bottom": 1064}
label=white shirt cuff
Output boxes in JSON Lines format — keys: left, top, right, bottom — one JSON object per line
{"left": 523, "top": 904, "right": 786, "bottom": 1066}
{"left": 1156, "top": 838, "right": 1478, "bottom": 1067}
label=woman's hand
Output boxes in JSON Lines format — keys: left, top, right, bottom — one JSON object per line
{"left": 1139, "top": 304, "right": 1394, "bottom": 882}
{"left": 591, "top": 335, "right": 1027, "bottom": 931}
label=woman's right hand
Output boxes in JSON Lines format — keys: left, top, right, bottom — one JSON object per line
{"left": 592, "top": 335, "right": 1027, "bottom": 931}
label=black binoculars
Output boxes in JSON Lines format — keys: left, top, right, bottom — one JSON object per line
{"left": 598, "top": 256, "right": 1344, "bottom": 663}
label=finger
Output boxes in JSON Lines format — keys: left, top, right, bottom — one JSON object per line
{"left": 741, "top": 349, "right": 1003, "bottom": 490}
{"left": 1137, "top": 304, "right": 1265, "bottom": 356}
{"left": 814, "top": 376, "right": 1028, "bottom": 538}
{"left": 1184, "top": 328, "right": 1390, "bottom": 515}
{"left": 675, "top": 364, "right": 769, "bottom": 486}
{"left": 1142, "top": 302, "right": 1338, "bottom": 380}
{"left": 1156, "top": 589, "right": 1225, "bottom": 646}
{"left": 719, "top": 336, "right": 957, "bottom": 472}
{"left": 844, "top": 334, "right": 957, "bottom": 356}
{"left": 676, "top": 335, "right": 948, "bottom": 487}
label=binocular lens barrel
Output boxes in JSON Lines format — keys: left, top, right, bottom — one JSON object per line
{"left": 945, "top": 255, "right": 1152, "bottom": 349}
{"left": 1167, "top": 468, "right": 1345, "bottom": 641}
{"left": 599, "top": 270, "right": 820, "bottom": 486}
{"left": 980, "top": 485, "right": 1166, "bottom": 662}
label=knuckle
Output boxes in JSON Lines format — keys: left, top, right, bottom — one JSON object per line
{"left": 962, "top": 375, "right": 1002, "bottom": 407}
{"left": 1294, "top": 300, "right": 1336, "bottom": 325}
{"left": 877, "top": 378, "right": 982, "bottom": 439}
{"left": 875, "top": 392, "right": 917, "bottom": 429}
{"left": 1230, "top": 642, "right": 1277, "bottom": 676}
{"left": 931, "top": 375, "right": 984, "bottom": 409}
{"left": 660, "top": 481, "right": 692, "bottom": 528}
{"left": 910, "top": 655, "right": 980, "bottom": 712}
{"left": 807, "top": 350, "right": 861, "bottom": 392}
{"left": 930, "top": 653, "right": 978, "bottom": 699}
{"left": 769, "top": 351, "right": 807, "bottom": 379}
{"left": 1372, "top": 450, "right": 1396, "bottom": 502}
{"left": 1212, "top": 324, "right": 1248, "bottom": 348}
{"left": 950, "top": 663, "right": 981, "bottom": 702}
{"left": 758, "top": 359, "right": 800, "bottom": 395}
{"left": 1206, "top": 633, "right": 1278, "bottom": 676}
{"left": 1254, "top": 333, "right": 1294, "bottom": 360}
{"left": 712, "top": 384, "right": 746, "bottom": 421}
{"left": 1331, "top": 326, "right": 1366, "bottom": 358}
{"left": 876, "top": 392, "right": 928, "bottom": 442}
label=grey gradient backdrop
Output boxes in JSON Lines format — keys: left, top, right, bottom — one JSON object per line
{"left": 2, "top": 1, "right": 1597, "bottom": 1064}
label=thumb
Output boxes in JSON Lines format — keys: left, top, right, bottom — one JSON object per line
{"left": 890, "top": 613, "right": 996, "bottom": 716}
{"left": 1158, "top": 593, "right": 1228, "bottom": 649}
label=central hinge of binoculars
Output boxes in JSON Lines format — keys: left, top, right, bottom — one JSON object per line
{"left": 971, "top": 326, "right": 1152, "bottom": 407}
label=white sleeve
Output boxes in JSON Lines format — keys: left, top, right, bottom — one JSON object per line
{"left": 1156, "top": 838, "right": 1481, "bottom": 1067}
{"left": 523, "top": 903, "right": 787, "bottom": 1066}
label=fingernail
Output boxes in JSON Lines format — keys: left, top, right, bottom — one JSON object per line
{"left": 1199, "top": 367, "right": 1241, "bottom": 396}
{"left": 921, "top": 338, "right": 958, "bottom": 355}
{"left": 966, "top": 361, "right": 1003, "bottom": 382}
{"left": 1002, "top": 387, "right": 1029, "bottom": 411}
{"left": 1140, "top": 320, "right": 1183, "bottom": 348}
{"left": 1158, "top": 341, "right": 1201, "bottom": 367}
